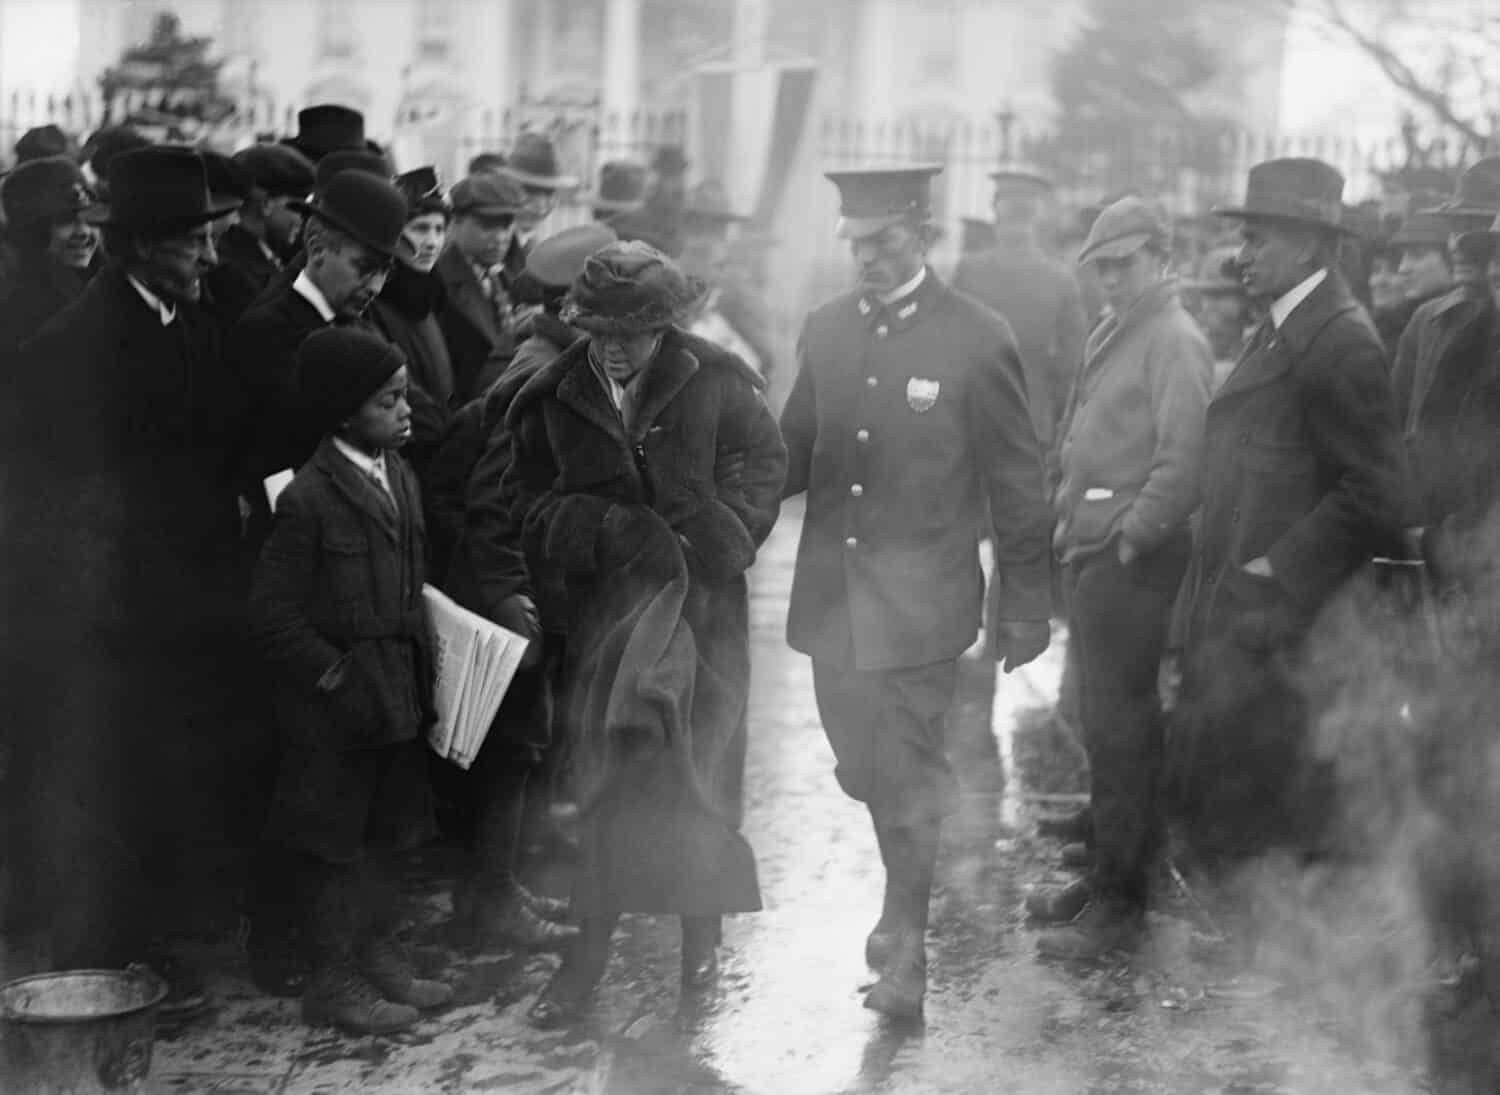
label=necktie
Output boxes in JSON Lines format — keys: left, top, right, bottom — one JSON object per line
{"left": 368, "top": 462, "right": 397, "bottom": 518}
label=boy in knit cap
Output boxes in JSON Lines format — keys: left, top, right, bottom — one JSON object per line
{"left": 248, "top": 327, "right": 451, "bottom": 1034}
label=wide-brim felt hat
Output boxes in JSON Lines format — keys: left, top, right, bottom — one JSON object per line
{"left": 2, "top": 156, "right": 97, "bottom": 231}
{"left": 1390, "top": 209, "right": 1452, "bottom": 250}
{"left": 826, "top": 163, "right": 943, "bottom": 239}
{"left": 282, "top": 104, "right": 367, "bottom": 164}
{"left": 526, "top": 222, "right": 618, "bottom": 288}
{"left": 1454, "top": 209, "right": 1500, "bottom": 253}
{"left": 502, "top": 131, "right": 578, "bottom": 190}
{"left": 1438, "top": 156, "right": 1500, "bottom": 218}
{"left": 1078, "top": 195, "right": 1171, "bottom": 264}
{"left": 560, "top": 240, "right": 706, "bottom": 334}
{"left": 291, "top": 171, "right": 408, "bottom": 260}
{"left": 1214, "top": 157, "right": 1356, "bottom": 234}
{"left": 85, "top": 146, "right": 240, "bottom": 229}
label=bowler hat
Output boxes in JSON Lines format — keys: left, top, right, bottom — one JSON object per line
{"left": 283, "top": 104, "right": 367, "bottom": 164}
{"left": 450, "top": 172, "right": 527, "bottom": 218}
{"left": 314, "top": 148, "right": 393, "bottom": 196}
{"left": 233, "top": 143, "right": 316, "bottom": 199}
{"left": 292, "top": 171, "right": 407, "bottom": 260}
{"left": 298, "top": 327, "right": 406, "bottom": 430}
{"left": 1183, "top": 245, "right": 1246, "bottom": 295}
{"left": 560, "top": 240, "right": 705, "bottom": 334}
{"left": 825, "top": 163, "right": 943, "bottom": 240}
{"left": 87, "top": 146, "right": 240, "bottom": 229}
{"left": 591, "top": 161, "right": 648, "bottom": 214}
{"left": 682, "top": 180, "right": 746, "bottom": 233}
{"left": 1078, "top": 195, "right": 1170, "bottom": 263}
{"left": 15, "top": 124, "right": 73, "bottom": 164}
{"left": 395, "top": 166, "right": 450, "bottom": 220}
{"left": 1, "top": 156, "right": 96, "bottom": 232}
{"left": 1390, "top": 210, "right": 1451, "bottom": 250}
{"left": 526, "top": 222, "right": 618, "bottom": 288}
{"left": 1214, "top": 157, "right": 1353, "bottom": 234}
{"left": 502, "top": 132, "right": 577, "bottom": 190}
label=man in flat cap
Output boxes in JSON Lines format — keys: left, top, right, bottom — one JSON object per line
{"left": 952, "top": 166, "right": 1088, "bottom": 466}
{"left": 436, "top": 172, "right": 529, "bottom": 401}
{"left": 219, "top": 144, "right": 316, "bottom": 299}
{"left": 781, "top": 164, "right": 1053, "bottom": 1019}
{"left": 1166, "top": 158, "right": 1406, "bottom": 863}
{"left": 5, "top": 147, "right": 249, "bottom": 1010}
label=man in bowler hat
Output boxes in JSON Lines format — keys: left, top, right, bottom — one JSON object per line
{"left": 781, "top": 165, "right": 1053, "bottom": 1018}
{"left": 4, "top": 147, "right": 249, "bottom": 1009}
{"left": 1166, "top": 158, "right": 1407, "bottom": 861}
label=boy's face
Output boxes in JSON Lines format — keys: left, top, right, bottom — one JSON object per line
{"left": 343, "top": 366, "right": 411, "bottom": 451}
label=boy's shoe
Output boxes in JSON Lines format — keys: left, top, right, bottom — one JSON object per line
{"left": 359, "top": 938, "right": 453, "bottom": 1010}
{"left": 303, "top": 964, "right": 420, "bottom": 1034}
{"left": 1025, "top": 878, "right": 1092, "bottom": 923}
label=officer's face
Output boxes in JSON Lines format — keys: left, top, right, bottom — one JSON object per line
{"left": 850, "top": 222, "right": 925, "bottom": 295}
{"left": 47, "top": 213, "right": 98, "bottom": 270}
{"left": 1092, "top": 247, "right": 1162, "bottom": 315}
{"left": 1396, "top": 245, "right": 1450, "bottom": 303}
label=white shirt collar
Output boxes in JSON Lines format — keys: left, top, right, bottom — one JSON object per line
{"left": 1269, "top": 268, "right": 1327, "bottom": 329}
{"left": 257, "top": 237, "right": 281, "bottom": 267}
{"left": 333, "top": 437, "right": 389, "bottom": 485}
{"left": 292, "top": 270, "right": 338, "bottom": 324}
{"left": 877, "top": 265, "right": 927, "bottom": 306}
{"left": 126, "top": 274, "right": 176, "bottom": 326}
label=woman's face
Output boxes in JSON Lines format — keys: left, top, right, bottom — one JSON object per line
{"left": 592, "top": 329, "right": 663, "bottom": 382}
{"left": 47, "top": 213, "right": 99, "bottom": 269}
{"left": 400, "top": 213, "right": 447, "bottom": 273}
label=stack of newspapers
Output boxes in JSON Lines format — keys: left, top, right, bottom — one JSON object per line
{"left": 422, "top": 584, "right": 530, "bottom": 769}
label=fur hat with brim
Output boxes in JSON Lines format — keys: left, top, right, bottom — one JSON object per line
{"left": 560, "top": 240, "right": 706, "bottom": 334}
{"left": 292, "top": 171, "right": 407, "bottom": 260}
{"left": 298, "top": 327, "right": 406, "bottom": 430}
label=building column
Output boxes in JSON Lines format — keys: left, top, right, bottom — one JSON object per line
{"left": 600, "top": 0, "right": 641, "bottom": 122}
{"left": 728, "top": 0, "right": 769, "bottom": 210}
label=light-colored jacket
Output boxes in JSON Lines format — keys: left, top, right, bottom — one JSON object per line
{"left": 1053, "top": 278, "right": 1212, "bottom": 562}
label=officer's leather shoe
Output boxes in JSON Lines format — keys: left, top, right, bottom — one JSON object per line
{"left": 474, "top": 897, "right": 580, "bottom": 952}
{"left": 1036, "top": 807, "right": 1093, "bottom": 844}
{"left": 862, "top": 932, "right": 926, "bottom": 1021}
{"left": 359, "top": 938, "right": 453, "bottom": 1010}
{"left": 1025, "top": 878, "right": 1092, "bottom": 923}
{"left": 1060, "top": 842, "right": 1093, "bottom": 869}
{"left": 303, "top": 964, "right": 419, "bottom": 1034}
{"left": 1036, "top": 899, "right": 1144, "bottom": 961}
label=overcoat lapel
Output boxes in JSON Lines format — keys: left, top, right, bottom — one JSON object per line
{"left": 555, "top": 352, "right": 628, "bottom": 442}
{"left": 437, "top": 247, "right": 497, "bottom": 343}
{"left": 313, "top": 438, "right": 400, "bottom": 542}
{"left": 626, "top": 343, "right": 699, "bottom": 437}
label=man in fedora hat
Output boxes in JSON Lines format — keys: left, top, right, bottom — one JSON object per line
{"left": 591, "top": 160, "right": 648, "bottom": 224}
{"left": 5, "top": 146, "right": 250, "bottom": 1009}
{"left": 1374, "top": 208, "right": 1455, "bottom": 354}
{"left": 953, "top": 165, "right": 1088, "bottom": 464}
{"left": 0, "top": 155, "right": 102, "bottom": 353}
{"left": 1165, "top": 157, "right": 1406, "bottom": 862}
{"left": 436, "top": 171, "right": 529, "bottom": 401}
{"left": 782, "top": 165, "right": 1053, "bottom": 1018}
{"left": 502, "top": 131, "right": 578, "bottom": 248}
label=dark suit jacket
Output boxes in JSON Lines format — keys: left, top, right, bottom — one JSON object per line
{"left": 1182, "top": 271, "right": 1406, "bottom": 643}
{"left": 207, "top": 224, "right": 283, "bottom": 329}
{"left": 249, "top": 436, "right": 432, "bottom": 751}
{"left": 227, "top": 281, "right": 334, "bottom": 485}
{"left": 436, "top": 243, "right": 511, "bottom": 403}
{"left": 781, "top": 269, "right": 1053, "bottom": 670}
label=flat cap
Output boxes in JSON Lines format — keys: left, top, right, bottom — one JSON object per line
{"left": 1078, "top": 195, "right": 1170, "bottom": 264}
{"left": 450, "top": 172, "right": 528, "bottom": 217}
{"left": 232, "top": 143, "right": 316, "bottom": 199}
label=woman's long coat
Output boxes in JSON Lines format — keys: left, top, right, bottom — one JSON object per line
{"left": 499, "top": 327, "right": 786, "bottom": 916}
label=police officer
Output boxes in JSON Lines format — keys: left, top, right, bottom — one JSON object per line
{"left": 781, "top": 165, "right": 1053, "bottom": 1019}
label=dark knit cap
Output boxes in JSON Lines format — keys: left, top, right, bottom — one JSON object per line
{"left": 297, "top": 327, "right": 406, "bottom": 429}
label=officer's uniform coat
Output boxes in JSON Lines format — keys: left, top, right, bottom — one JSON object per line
{"left": 781, "top": 269, "right": 1053, "bottom": 673}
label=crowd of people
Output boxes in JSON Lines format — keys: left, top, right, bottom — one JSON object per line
{"left": 1, "top": 100, "right": 1499, "bottom": 1044}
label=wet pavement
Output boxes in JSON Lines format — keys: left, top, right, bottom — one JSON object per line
{"left": 124, "top": 501, "right": 1448, "bottom": 1092}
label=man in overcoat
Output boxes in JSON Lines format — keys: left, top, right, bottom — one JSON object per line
{"left": 1166, "top": 158, "right": 1407, "bottom": 861}
{"left": 217, "top": 143, "right": 317, "bottom": 298}
{"left": 781, "top": 165, "right": 1053, "bottom": 1018}
{"left": 4, "top": 147, "right": 246, "bottom": 1006}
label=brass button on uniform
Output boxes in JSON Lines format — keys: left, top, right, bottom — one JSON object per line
{"left": 845, "top": 536, "right": 858, "bottom": 549}
{"left": 850, "top": 484, "right": 864, "bottom": 497}
{"left": 856, "top": 429, "right": 870, "bottom": 442}
{"left": 866, "top": 376, "right": 878, "bottom": 388}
